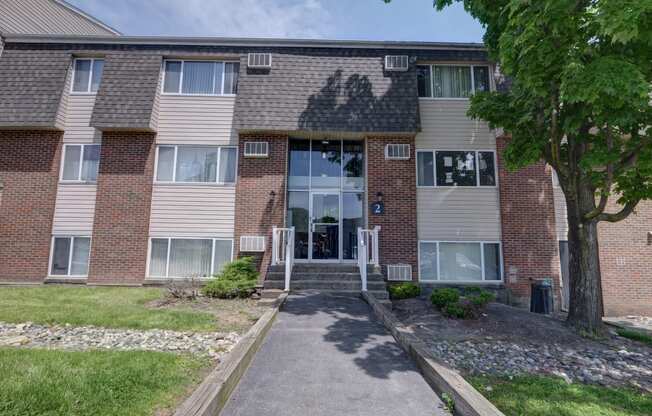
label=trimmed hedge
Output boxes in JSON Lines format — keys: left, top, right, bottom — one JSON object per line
{"left": 388, "top": 283, "right": 421, "bottom": 300}
{"left": 202, "top": 257, "right": 258, "bottom": 299}
{"left": 430, "top": 287, "right": 495, "bottom": 319}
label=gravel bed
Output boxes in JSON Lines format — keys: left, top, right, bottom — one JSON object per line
{"left": 0, "top": 322, "right": 240, "bottom": 361}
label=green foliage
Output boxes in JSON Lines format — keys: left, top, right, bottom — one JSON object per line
{"left": 388, "top": 282, "right": 421, "bottom": 300}
{"left": 430, "top": 288, "right": 460, "bottom": 309}
{"left": 616, "top": 328, "right": 652, "bottom": 347}
{"left": 202, "top": 257, "right": 259, "bottom": 299}
{"left": 441, "top": 392, "right": 455, "bottom": 412}
{"left": 430, "top": 287, "right": 495, "bottom": 319}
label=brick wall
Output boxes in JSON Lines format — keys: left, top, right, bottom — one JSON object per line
{"left": 599, "top": 200, "right": 652, "bottom": 316}
{"left": 496, "top": 136, "right": 562, "bottom": 308}
{"left": 0, "top": 131, "right": 62, "bottom": 282}
{"left": 88, "top": 132, "right": 155, "bottom": 284}
{"left": 233, "top": 133, "right": 288, "bottom": 281}
{"left": 366, "top": 136, "right": 418, "bottom": 279}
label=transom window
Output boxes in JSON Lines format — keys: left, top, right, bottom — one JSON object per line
{"left": 419, "top": 241, "right": 502, "bottom": 282}
{"left": 417, "top": 150, "right": 496, "bottom": 187}
{"left": 50, "top": 236, "right": 91, "bottom": 276}
{"left": 417, "top": 65, "right": 490, "bottom": 98}
{"left": 72, "top": 58, "right": 104, "bottom": 93}
{"left": 61, "top": 144, "right": 101, "bottom": 183}
{"left": 155, "top": 145, "right": 237, "bottom": 184}
{"left": 163, "top": 60, "right": 240, "bottom": 95}
{"left": 148, "top": 238, "right": 233, "bottom": 278}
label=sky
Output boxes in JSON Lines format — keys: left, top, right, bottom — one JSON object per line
{"left": 67, "top": 0, "right": 485, "bottom": 43}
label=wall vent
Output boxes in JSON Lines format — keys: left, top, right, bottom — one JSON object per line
{"left": 244, "top": 141, "right": 269, "bottom": 158}
{"left": 385, "top": 143, "right": 410, "bottom": 160}
{"left": 387, "top": 264, "right": 413, "bottom": 281}
{"left": 248, "top": 53, "right": 272, "bottom": 68}
{"left": 385, "top": 55, "right": 409, "bottom": 72}
{"left": 240, "top": 236, "right": 266, "bottom": 252}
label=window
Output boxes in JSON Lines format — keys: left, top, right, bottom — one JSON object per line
{"left": 163, "top": 60, "right": 240, "bottom": 95}
{"left": 417, "top": 64, "right": 490, "bottom": 98}
{"left": 61, "top": 144, "right": 101, "bottom": 182}
{"left": 50, "top": 236, "right": 91, "bottom": 276}
{"left": 148, "top": 238, "right": 233, "bottom": 278}
{"left": 155, "top": 145, "right": 237, "bottom": 184}
{"left": 385, "top": 143, "right": 410, "bottom": 160}
{"left": 416, "top": 150, "right": 496, "bottom": 187}
{"left": 419, "top": 241, "right": 502, "bottom": 282}
{"left": 72, "top": 58, "right": 104, "bottom": 93}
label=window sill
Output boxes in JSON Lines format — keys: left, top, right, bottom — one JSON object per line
{"left": 418, "top": 97, "right": 471, "bottom": 101}
{"left": 45, "top": 276, "right": 88, "bottom": 283}
{"left": 416, "top": 185, "right": 498, "bottom": 189}
{"left": 69, "top": 92, "right": 98, "bottom": 96}
{"left": 153, "top": 182, "right": 236, "bottom": 187}
{"left": 161, "top": 93, "right": 237, "bottom": 98}
{"left": 419, "top": 280, "right": 504, "bottom": 285}
{"left": 59, "top": 181, "right": 97, "bottom": 186}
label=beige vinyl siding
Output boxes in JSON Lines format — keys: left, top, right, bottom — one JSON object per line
{"left": 156, "top": 95, "right": 237, "bottom": 145}
{"left": 51, "top": 184, "right": 97, "bottom": 234}
{"left": 553, "top": 185, "right": 569, "bottom": 240}
{"left": 149, "top": 185, "right": 235, "bottom": 238}
{"left": 416, "top": 98, "right": 501, "bottom": 241}
{"left": 63, "top": 94, "right": 100, "bottom": 143}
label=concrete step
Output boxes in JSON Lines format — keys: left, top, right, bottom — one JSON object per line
{"left": 263, "top": 280, "right": 387, "bottom": 292}
{"left": 268, "top": 264, "right": 361, "bottom": 273}
{"left": 265, "top": 272, "right": 385, "bottom": 282}
{"left": 291, "top": 289, "right": 390, "bottom": 300}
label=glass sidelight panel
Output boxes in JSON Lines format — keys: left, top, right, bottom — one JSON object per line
{"left": 311, "top": 140, "right": 341, "bottom": 188}
{"left": 343, "top": 141, "right": 364, "bottom": 190}
{"left": 287, "top": 191, "right": 310, "bottom": 259}
{"left": 342, "top": 193, "right": 363, "bottom": 260}
{"left": 288, "top": 139, "right": 310, "bottom": 189}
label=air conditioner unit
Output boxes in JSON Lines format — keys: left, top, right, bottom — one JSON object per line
{"left": 387, "top": 264, "right": 413, "bottom": 281}
{"left": 385, "top": 143, "right": 411, "bottom": 160}
{"left": 244, "top": 141, "right": 269, "bottom": 158}
{"left": 240, "top": 236, "right": 266, "bottom": 252}
{"left": 248, "top": 53, "right": 272, "bottom": 69}
{"left": 385, "top": 55, "right": 409, "bottom": 72}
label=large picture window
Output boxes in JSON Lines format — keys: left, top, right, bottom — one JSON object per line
{"left": 417, "top": 65, "right": 490, "bottom": 98}
{"left": 417, "top": 150, "right": 496, "bottom": 187}
{"left": 61, "top": 144, "right": 101, "bottom": 182}
{"left": 163, "top": 60, "right": 240, "bottom": 95}
{"left": 155, "top": 145, "right": 237, "bottom": 184}
{"left": 72, "top": 58, "right": 104, "bottom": 93}
{"left": 50, "top": 236, "right": 91, "bottom": 276}
{"left": 148, "top": 238, "right": 233, "bottom": 278}
{"left": 419, "top": 241, "right": 502, "bottom": 282}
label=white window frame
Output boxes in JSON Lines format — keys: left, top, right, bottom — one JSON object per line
{"left": 161, "top": 59, "right": 240, "bottom": 97}
{"left": 71, "top": 58, "right": 104, "bottom": 94}
{"left": 415, "top": 149, "right": 498, "bottom": 188}
{"left": 48, "top": 235, "right": 92, "bottom": 278}
{"left": 418, "top": 240, "right": 504, "bottom": 283}
{"left": 417, "top": 63, "right": 493, "bottom": 100}
{"left": 59, "top": 143, "right": 101, "bottom": 183}
{"left": 145, "top": 237, "right": 234, "bottom": 279}
{"left": 154, "top": 145, "right": 238, "bottom": 185}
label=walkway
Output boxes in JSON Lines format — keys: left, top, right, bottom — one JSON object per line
{"left": 221, "top": 292, "right": 447, "bottom": 416}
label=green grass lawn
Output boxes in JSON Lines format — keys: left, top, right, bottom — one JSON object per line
{"left": 0, "top": 286, "right": 217, "bottom": 331}
{"left": 470, "top": 375, "right": 652, "bottom": 416}
{"left": 0, "top": 347, "right": 209, "bottom": 416}
{"left": 616, "top": 328, "right": 652, "bottom": 347}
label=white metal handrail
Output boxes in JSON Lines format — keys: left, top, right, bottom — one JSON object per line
{"left": 272, "top": 226, "right": 295, "bottom": 291}
{"left": 357, "top": 226, "right": 380, "bottom": 292}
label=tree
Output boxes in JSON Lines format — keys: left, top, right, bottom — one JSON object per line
{"left": 386, "top": 0, "right": 652, "bottom": 334}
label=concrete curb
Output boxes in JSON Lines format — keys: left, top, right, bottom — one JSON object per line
{"left": 174, "top": 293, "right": 288, "bottom": 416}
{"left": 362, "top": 292, "right": 505, "bottom": 416}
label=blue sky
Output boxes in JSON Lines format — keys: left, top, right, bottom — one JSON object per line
{"left": 67, "top": 0, "right": 485, "bottom": 42}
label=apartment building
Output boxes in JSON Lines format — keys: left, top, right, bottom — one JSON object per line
{"left": 0, "top": 33, "right": 649, "bottom": 316}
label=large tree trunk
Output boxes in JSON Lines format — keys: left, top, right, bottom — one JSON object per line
{"left": 565, "top": 185, "right": 605, "bottom": 335}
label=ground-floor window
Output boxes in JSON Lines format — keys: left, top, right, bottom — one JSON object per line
{"left": 148, "top": 238, "right": 233, "bottom": 278}
{"left": 50, "top": 236, "right": 91, "bottom": 276}
{"left": 419, "top": 241, "right": 502, "bottom": 282}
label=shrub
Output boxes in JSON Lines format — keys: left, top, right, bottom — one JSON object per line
{"left": 443, "top": 302, "right": 467, "bottom": 319}
{"left": 388, "top": 283, "right": 421, "bottom": 300}
{"left": 202, "top": 257, "right": 259, "bottom": 299}
{"left": 430, "top": 288, "right": 460, "bottom": 309}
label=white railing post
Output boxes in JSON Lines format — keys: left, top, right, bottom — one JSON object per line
{"left": 358, "top": 227, "right": 368, "bottom": 292}
{"left": 284, "top": 227, "right": 295, "bottom": 291}
{"left": 372, "top": 226, "right": 380, "bottom": 266}
{"left": 272, "top": 226, "right": 279, "bottom": 265}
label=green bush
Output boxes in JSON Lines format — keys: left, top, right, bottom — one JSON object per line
{"left": 443, "top": 302, "right": 467, "bottom": 319}
{"left": 388, "top": 283, "right": 421, "bottom": 300}
{"left": 430, "top": 288, "right": 460, "bottom": 309}
{"left": 202, "top": 257, "right": 259, "bottom": 299}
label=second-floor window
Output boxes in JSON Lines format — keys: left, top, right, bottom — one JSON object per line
{"left": 163, "top": 60, "right": 240, "bottom": 95}
{"left": 417, "top": 65, "right": 490, "bottom": 98}
{"left": 61, "top": 144, "right": 101, "bottom": 182}
{"left": 417, "top": 150, "right": 496, "bottom": 187}
{"left": 72, "top": 58, "right": 104, "bottom": 93}
{"left": 155, "top": 145, "right": 237, "bottom": 184}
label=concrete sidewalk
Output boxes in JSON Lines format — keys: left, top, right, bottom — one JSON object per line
{"left": 221, "top": 292, "right": 448, "bottom": 416}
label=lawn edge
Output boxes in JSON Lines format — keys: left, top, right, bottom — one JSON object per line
{"left": 173, "top": 293, "right": 288, "bottom": 416}
{"left": 362, "top": 292, "right": 505, "bottom": 416}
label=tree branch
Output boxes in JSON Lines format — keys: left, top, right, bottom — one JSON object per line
{"left": 584, "top": 127, "right": 615, "bottom": 220}
{"left": 596, "top": 200, "right": 640, "bottom": 223}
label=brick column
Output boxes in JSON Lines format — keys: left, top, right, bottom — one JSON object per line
{"left": 0, "top": 131, "right": 62, "bottom": 282}
{"left": 497, "top": 136, "right": 561, "bottom": 308}
{"left": 88, "top": 132, "right": 155, "bottom": 284}
{"left": 366, "top": 136, "right": 418, "bottom": 280}
{"left": 233, "top": 133, "right": 288, "bottom": 281}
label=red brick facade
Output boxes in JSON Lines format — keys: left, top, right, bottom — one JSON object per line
{"left": 496, "top": 136, "right": 562, "bottom": 308}
{"left": 88, "top": 132, "right": 155, "bottom": 284}
{"left": 0, "top": 131, "right": 62, "bottom": 282}
{"left": 599, "top": 200, "right": 652, "bottom": 316}
{"left": 366, "top": 136, "right": 418, "bottom": 279}
{"left": 233, "top": 133, "right": 288, "bottom": 281}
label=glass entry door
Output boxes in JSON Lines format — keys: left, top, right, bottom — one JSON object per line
{"left": 310, "top": 192, "right": 339, "bottom": 260}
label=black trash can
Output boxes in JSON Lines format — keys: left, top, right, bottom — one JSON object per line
{"left": 530, "top": 279, "right": 553, "bottom": 314}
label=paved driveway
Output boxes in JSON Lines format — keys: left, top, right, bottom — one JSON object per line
{"left": 221, "top": 292, "right": 448, "bottom": 416}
